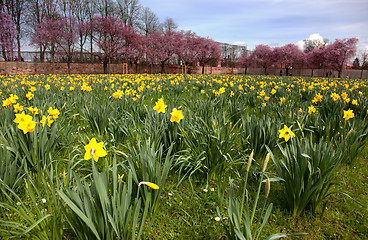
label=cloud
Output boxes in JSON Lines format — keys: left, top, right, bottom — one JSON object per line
{"left": 308, "top": 33, "right": 324, "bottom": 42}
{"left": 296, "top": 33, "right": 326, "bottom": 50}
{"left": 296, "top": 40, "right": 305, "bottom": 51}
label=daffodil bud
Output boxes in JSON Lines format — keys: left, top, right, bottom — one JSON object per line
{"left": 265, "top": 177, "right": 270, "bottom": 198}
{"left": 247, "top": 150, "right": 254, "bottom": 172}
{"left": 139, "top": 181, "right": 159, "bottom": 190}
{"left": 262, "top": 153, "right": 270, "bottom": 172}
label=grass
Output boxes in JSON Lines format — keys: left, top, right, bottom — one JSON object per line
{"left": 150, "top": 147, "right": 368, "bottom": 239}
{"left": 1, "top": 73, "right": 367, "bottom": 239}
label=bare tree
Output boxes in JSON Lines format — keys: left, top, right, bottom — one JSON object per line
{"left": 138, "top": 7, "right": 161, "bottom": 36}
{"left": 96, "top": 0, "right": 116, "bottom": 17}
{"left": 303, "top": 38, "right": 328, "bottom": 53}
{"left": 58, "top": 0, "right": 91, "bottom": 61}
{"left": 25, "top": 0, "right": 59, "bottom": 62}
{"left": 2, "top": 0, "right": 26, "bottom": 59}
{"left": 116, "top": 0, "right": 141, "bottom": 27}
{"left": 359, "top": 49, "right": 368, "bottom": 79}
{"left": 162, "top": 17, "right": 177, "bottom": 32}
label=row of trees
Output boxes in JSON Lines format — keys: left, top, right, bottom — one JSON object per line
{"left": 238, "top": 38, "right": 361, "bottom": 78}
{"left": 0, "top": 0, "right": 177, "bottom": 61}
{"left": 1, "top": 0, "right": 223, "bottom": 73}
{"left": 0, "top": 0, "right": 365, "bottom": 76}
{"left": 30, "top": 15, "right": 223, "bottom": 73}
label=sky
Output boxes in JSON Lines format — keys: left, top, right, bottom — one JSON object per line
{"left": 140, "top": 0, "right": 368, "bottom": 51}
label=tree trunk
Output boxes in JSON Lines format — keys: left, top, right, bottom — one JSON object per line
{"left": 16, "top": 30, "right": 21, "bottom": 60}
{"left": 80, "top": 37, "right": 84, "bottom": 62}
{"left": 201, "top": 65, "right": 205, "bottom": 74}
{"left": 311, "top": 69, "right": 314, "bottom": 77}
{"left": 103, "top": 61, "right": 108, "bottom": 74}
{"left": 67, "top": 61, "right": 71, "bottom": 74}
{"left": 161, "top": 62, "right": 165, "bottom": 73}
{"left": 90, "top": 33, "right": 93, "bottom": 62}
{"left": 39, "top": 45, "right": 44, "bottom": 62}
{"left": 2, "top": 45, "right": 6, "bottom": 60}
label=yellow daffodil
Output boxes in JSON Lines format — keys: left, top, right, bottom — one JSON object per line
{"left": 13, "top": 103, "right": 23, "bottom": 113}
{"left": 331, "top": 93, "right": 340, "bottom": 101}
{"left": 15, "top": 113, "right": 37, "bottom": 134}
{"left": 2, "top": 98, "right": 12, "bottom": 107}
{"left": 139, "top": 181, "right": 159, "bottom": 190}
{"left": 170, "top": 108, "right": 184, "bottom": 123}
{"left": 26, "top": 92, "right": 34, "bottom": 100}
{"left": 47, "top": 107, "right": 60, "bottom": 119}
{"left": 279, "top": 125, "right": 295, "bottom": 142}
{"left": 40, "top": 115, "right": 54, "bottom": 127}
{"left": 14, "top": 111, "right": 31, "bottom": 124}
{"left": 352, "top": 99, "right": 358, "bottom": 106}
{"left": 9, "top": 94, "right": 18, "bottom": 103}
{"left": 153, "top": 98, "right": 167, "bottom": 113}
{"left": 118, "top": 174, "right": 124, "bottom": 182}
{"left": 84, "top": 138, "right": 107, "bottom": 162}
{"left": 280, "top": 97, "right": 286, "bottom": 104}
{"left": 343, "top": 109, "right": 354, "bottom": 120}
{"left": 308, "top": 105, "right": 316, "bottom": 114}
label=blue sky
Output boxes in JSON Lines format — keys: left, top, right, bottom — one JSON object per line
{"left": 140, "top": 0, "right": 368, "bottom": 51}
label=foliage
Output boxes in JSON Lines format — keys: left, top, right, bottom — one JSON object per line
{"left": 0, "top": 73, "right": 367, "bottom": 239}
{"left": 269, "top": 136, "right": 343, "bottom": 217}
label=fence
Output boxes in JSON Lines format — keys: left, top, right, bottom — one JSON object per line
{"left": 1, "top": 61, "right": 367, "bottom": 79}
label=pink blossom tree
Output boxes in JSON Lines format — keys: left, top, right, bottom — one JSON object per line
{"left": 92, "top": 16, "right": 135, "bottom": 73}
{"left": 31, "top": 17, "right": 66, "bottom": 64}
{"left": 272, "top": 44, "right": 305, "bottom": 76}
{"left": 57, "top": 17, "right": 79, "bottom": 73}
{"left": 31, "top": 17, "right": 78, "bottom": 73}
{"left": 306, "top": 47, "right": 326, "bottom": 77}
{"left": 195, "top": 37, "right": 223, "bottom": 74}
{"left": 173, "top": 30, "right": 202, "bottom": 73}
{"left": 324, "top": 38, "right": 358, "bottom": 78}
{"left": 0, "top": 11, "right": 16, "bottom": 60}
{"left": 250, "top": 44, "right": 274, "bottom": 75}
{"left": 237, "top": 50, "right": 250, "bottom": 74}
{"left": 125, "top": 29, "right": 146, "bottom": 73}
{"left": 145, "top": 30, "right": 177, "bottom": 73}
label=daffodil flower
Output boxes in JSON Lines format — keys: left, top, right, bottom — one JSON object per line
{"left": 343, "top": 109, "right": 354, "bottom": 120}
{"left": 279, "top": 125, "right": 295, "bottom": 142}
{"left": 138, "top": 181, "right": 159, "bottom": 190}
{"left": 170, "top": 108, "right": 184, "bottom": 123}
{"left": 153, "top": 98, "right": 167, "bottom": 113}
{"left": 84, "top": 138, "right": 107, "bottom": 162}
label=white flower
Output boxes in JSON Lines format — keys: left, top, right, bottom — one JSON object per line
{"left": 203, "top": 188, "right": 208, "bottom": 193}
{"left": 168, "top": 192, "right": 173, "bottom": 197}
{"left": 16, "top": 202, "right": 21, "bottom": 206}
{"left": 214, "top": 217, "right": 221, "bottom": 221}
{"left": 42, "top": 198, "right": 46, "bottom": 204}
{"left": 210, "top": 188, "right": 215, "bottom": 192}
